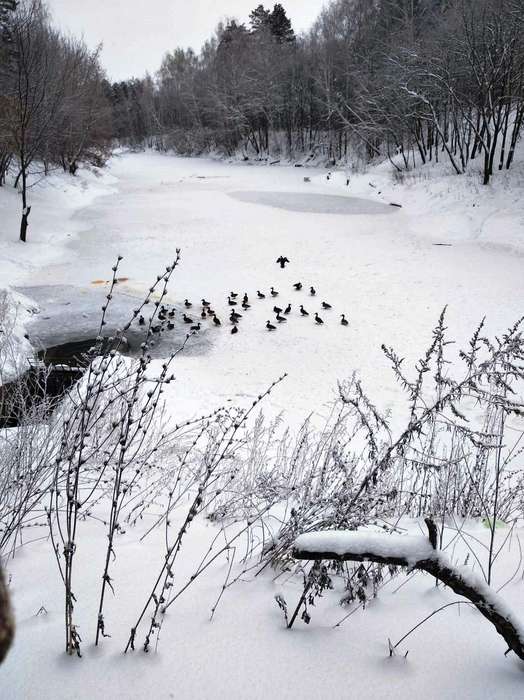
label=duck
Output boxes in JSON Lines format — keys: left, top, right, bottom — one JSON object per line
{"left": 257, "top": 290, "right": 266, "bottom": 299}
{"left": 314, "top": 313, "right": 324, "bottom": 325}
{"left": 201, "top": 309, "right": 207, "bottom": 319}
{"left": 167, "top": 321, "right": 175, "bottom": 330}
{"left": 270, "top": 287, "right": 279, "bottom": 297}
{"left": 300, "top": 305, "right": 309, "bottom": 316}
{"left": 273, "top": 305, "right": 283, "bottom": 314}
{"left": 230, "top": 311, "right": 242, "bottom": 323}
{"left": 266, "top": 320, "right": 276, "bottom": 331}
{"left": 168, "top": 309, "right": 175, "bottom": 318}
{"left": 184, "top": 299, "right": 192, "bottom": 308}
{"left": 151, "top": 324, "right": 161, "bottom": 334}
{"left": 242, "top": 301, "right": 251, "bottom": 310}
{"left": 276, "top": 255, "right": 290, "bottom": 269}
{"left": 276, "top": 313, "right": 287, "bottom": 323}
{"left": 213, "top": 315, "right": 221, "bottom": 326}
{"left": 340, "top": 314, "right": 349, "bottom": 326}
{"left": 243, "top": 293, "right": 249, "bottom": 304}
{"left": 293, "top": 282, "right": 302, "bottom": 291}
{"left": 284, "top": 304, "right": 291, "bottom": 314}
{"left": 183, "top": 314, "right": 193, "bottom": 324}
{"left": 207, "top": 307, "right": 215, "bottom": 316}
{"left": 230, "top": 292, "right": 238, "bottom": 299}
{"left": 231, "top": 325, "right": 238, "bottom": 334}
{"left": 310, "top": 286, "right": 316, "bottom": 296}
{"left": 202, "top": 299, "right": 211, "bottom": 307}
{"left": 228, "top": 296, "right": 237, "bottom": 306}
{"left": 138, "top": 315, "right": 145, "bottom": 326}
{"left": 191, "top": 322, "right": 201, "bottom": 332}
{"left": 321, "top": 301, "right": 332, "bottom": 310}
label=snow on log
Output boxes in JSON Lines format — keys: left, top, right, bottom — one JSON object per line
{"left": 293, "top": 531, "right": 435, "bottom": 568}
{"left": 292, "top": 519, "right": 524, "bottom": 661}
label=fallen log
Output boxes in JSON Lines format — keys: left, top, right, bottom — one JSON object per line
{"left": 293, "top": 518, "right": 524, "bottom": 661}
{"left": 0, "top": 562, "right": 14, "bottom": 664}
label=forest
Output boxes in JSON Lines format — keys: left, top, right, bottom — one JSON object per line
{"left": 1, "top": 0, "right": 524, "bottom": 209}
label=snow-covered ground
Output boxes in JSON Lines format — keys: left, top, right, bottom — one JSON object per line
{"left": 1, "top": 151, "right": 524, "bottom": 698}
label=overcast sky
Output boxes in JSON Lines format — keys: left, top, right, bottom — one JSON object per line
{"left": 46, "top": 1, "right": 326, "bottom": 82}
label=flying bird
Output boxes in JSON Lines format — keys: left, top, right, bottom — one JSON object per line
{"left": 276, "top": 256, "right": 290, "bottom": 268}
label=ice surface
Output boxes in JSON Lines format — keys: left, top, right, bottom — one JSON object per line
{"left": 229, "top": 190, "right": 397, "bottom": 215}
{"left": 13, "top": 284, "right": 212, "bottom": 358}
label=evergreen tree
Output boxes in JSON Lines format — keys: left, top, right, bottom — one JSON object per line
{"left": 249, "top": 4, "right": 271, "bottom": 33}
{"left": 269, "top": 3, "right": 295, "bottom": 43}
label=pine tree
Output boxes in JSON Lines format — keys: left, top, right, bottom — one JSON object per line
{"left": 269, "top": 3, "right": 295, "bottom": 43}
{"left": 249, "top": 4, "right": 271, "bottom": 33}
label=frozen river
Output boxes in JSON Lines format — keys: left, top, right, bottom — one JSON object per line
{"left": 16, "top": 151, "right": 524, "bottom": 428}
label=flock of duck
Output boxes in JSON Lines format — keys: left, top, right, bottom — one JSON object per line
{"left": 137, "top": 260, "right": 348, "bottom": 337}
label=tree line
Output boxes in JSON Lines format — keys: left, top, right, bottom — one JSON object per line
{"left": 1, "top": 0, "right": 524, "bottom": 242}
{"left": 0, "top": 0, "right": 111, "bottom": 241}
{"left": 113, "top": 0, "right": 524, "bottom": 186}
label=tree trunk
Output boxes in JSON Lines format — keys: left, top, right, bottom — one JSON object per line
{"left": 19, "top": 165, "right": 30, "bottom": 242}
{"left": 0, "top": 562, "right": 14, "bottom": 664}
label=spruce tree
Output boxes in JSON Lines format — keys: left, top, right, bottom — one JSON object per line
{"left": 269, "top": 3, "right": 295, "bottom": 43}
{"left": 249, "top": 4, "right": 271, "bottom": 33}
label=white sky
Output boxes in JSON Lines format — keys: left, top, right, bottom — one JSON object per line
{"left": 46, "top": 0, "right": 327, "bottom": 82}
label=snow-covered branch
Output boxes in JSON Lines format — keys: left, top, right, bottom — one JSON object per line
{"left": 293, "top": 519, "right": 524, "bottom": 661}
